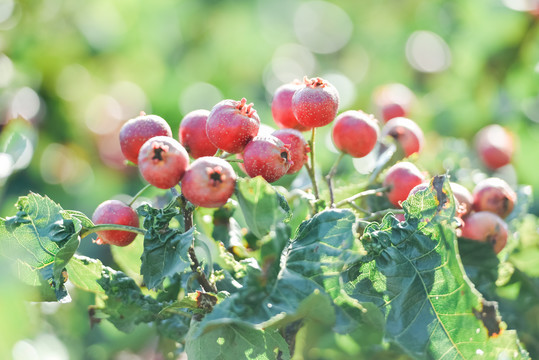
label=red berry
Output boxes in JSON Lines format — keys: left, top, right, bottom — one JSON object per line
{"left": 372, "top": 83, "right": 415, "bottom": 123}
{"left": 243, "top": 135, "right": 293, "bottom": 183}
{"left": 472, "top": 177, "right": 516, "bottom": 219}
{"left": 450, "top": 182, "right": 473, "bottom": 217}
{"left": 383, "top": 162, "right": 426, "bottom": 207}
{"left": 475, "top": 124, "right": 514, "bottom": 170}
{"left": 179, "top": 109, "right": 218, "bottom": 159}
{"left": 181, "top": 157, "right": 237, "bottom": 208}
{"left": 332, "top": 110, "right": 380, "bottom": 158}
{"left": 119, "top": 113, "right": 172, "bottom": 164}
{"left": 206, "top": 98, "right": 260, "bottom": 154}
{"left": 460, "top": 211, "right": 508, "bottom": 254}
{"left": 381, "top": 117, "right": 424, "bottom": 157}
{"left": 272, "top": 128, "right": 310, "bottom": 174}
{"left": 271, "top": 81, "right": 310, "bottom": 132}
{"left": 292, "top": 77, "right": 339, "bottom": 128}
{"left": 137, "top": 136, "right": 189, "bottom": 189}
{"left": 92, "top": 200, "right": 139, "bottom": 246}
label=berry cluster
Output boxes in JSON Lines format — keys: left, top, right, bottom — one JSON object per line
{"left": 92, "top": 76, "right": 517, "bottom": 256}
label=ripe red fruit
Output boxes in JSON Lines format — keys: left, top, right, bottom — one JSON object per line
{"left": 292, "top": 77, "right": 339, "bottom": 128}
{"left": 181, "top": 157, "right": 237, "bottom": 208}
{"left": 137, "top": 136, "right": 189, "bottom": 189}
{"left": 242, "top": 135, "right": 293, "bottom": 183}
{"left": 179, "top": 109, "right": 218, "bottom": 159}
{"left": 92, "top": 200, "right": 139, "bottom": 246}
{"left": 460, "top": 211, "right": 508, "bottom": 254}
{"left": 450, "top": 182, "right": 473, "bottom": 217}
{"left": 206, "top": 98, "right": 261, "bottom": 154}
{"left": 474, "top": 124, "right": 514, "bottom": 170}
{"left": 332, "top": 110, "right": 380, "bottom": 158}
{"left": 119, "top": 113, "right": 172, "bottom": 164}
{"left": 372, "top": 83, "right": 415, "bottom": 123}
{"left": 383, "top": 162, "right": 426, "bottom": 207}
{"left": 472, "top": 177, "right": 516, "bottom": 218}
{"left": 381, "top": 117, "right": 424, "bottom": 157}
{"left": 271, "top": 129, "right": 310, "bottom": 174}
{"left": 271, "top": 81, "right": 310, "bottom": 132}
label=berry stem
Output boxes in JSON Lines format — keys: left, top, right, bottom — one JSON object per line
{"left": 334, "top": 186, "right": 389, "bottom": 209}
{"left": 214, "top": 149, "right": 224, "bottom": 157}
{"left": 326, "top": 152, "right": 345, "bottom": 208}
{"left": 128, "top": 183, "right": 153, "bottom": 207}
{"left": 305, "top": 127, "right": 320, "bottom": 201}
{"left": 225, "top": 158, "right": 244, "bottom": 163}
{"left": 368, "top": 143, "right": 397, "bottom": 185}
{"left": 80, "top": 224, "right": 146, "bottom": 239}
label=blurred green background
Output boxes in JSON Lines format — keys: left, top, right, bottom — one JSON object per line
{"left": 1, "top": 0, "right": 538, "bottom": 359}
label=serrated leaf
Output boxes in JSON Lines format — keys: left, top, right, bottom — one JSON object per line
{"left": 0, "top": 193, "right": 84, "bottom": 302}
{"left": 141, "top": 227, "right": 194, "bottom": 290}
{"left": 66, "top": 255, "right": 107, "bottom": 294}
{"left": 346, "top": 175, "right": 529, "bottom": 359}
{"left": 236, "top": 177, "right": 289, "bottom": 239}
{"left": 195, "top": 209, "right": 367, "bottom": 338}
{"left": 137, "top": 200, "right": 194, "bottom": 290}
{"left": 96, "top": 267, "right": 162, "bottom": 332}
{"left": 186, "top": 321, "right": 290, "bottom": 360}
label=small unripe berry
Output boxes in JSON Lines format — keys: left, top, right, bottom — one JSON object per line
{"left": 292, "top": 77, "right": 339, "bottom": 128}
{"left": 475, "top": 124, "right": 514, "bottom": 170}
{"left": 271, "top": 81, "right": 310, "bottom": 132}
{"left": 92, "top": 200, "right": 139, "bottom": 246}
{"left": 138, "top": 136, "right": 189, "bottom": 189}
{"left": 472, "top": 177, "right": 516, "bottom": 218}
{"left": 272, "top": 128, "right": 310, "bottom": 174}
{"left": 181, "top": 157, "right": 237, "bottom": 208}
{"left": 243, "top": 135, "right": 293, "bottom": 183}
{"left": 179, "top": 109, "right": 218, "bottom": 159}
{"left": 206, "top": 98, "right": 260, "bottom": 154}
{"left": 383, "top": 162, "right": 426, "bottom": 207}
{"left": 119, "top": 113, "right": 172, "bottom": 164}
{"left": 460, "top": 211, "right": 508, "bottom": 254}
{"left": 381, "top": 117, "right": 424, "bottom": 157}
{"left": 332, "top": 110, "right": 380, "bottom": 158}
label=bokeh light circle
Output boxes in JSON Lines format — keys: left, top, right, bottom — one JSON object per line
{"left": 179, "top": 82, "right": 223, "bottom": 114}
{"left": 406, "top": 31, "right": 451, "bottom": 73}
{"left": 293, "top": 1, "right": 353, "bottom": 54}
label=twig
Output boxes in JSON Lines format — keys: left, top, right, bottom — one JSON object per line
{"left": 179, "top": 193, "right": 216, "bottom": 293}
{"left": 128, "top": 183, "right": 152, "bottom": 207}
{"left": 305, "top": 127, "right": 320, "bottom": 200}
{"left": 359, "top": 208, "right": 404, "bottom": 222}
{"left": 80, "top": 224, "right": 146, "bottom": 239}
{"left": 334, "top": 186, "right": 389, "bottom": 208}
{"left": 326, "top": 152, "right": 345, "bottom": 207}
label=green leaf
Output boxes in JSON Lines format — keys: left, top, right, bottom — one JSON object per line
{"left": 346, "top": 175, "right": 529, "bottom": 359}
{"left": 236, "top": 177, "right": 289, "bottom": 239}
{"left": 0, "top": 193, "right": 84, "bottom": 302}
{"left": 96, "top": 267, "right": 162, "bottom": 332}
{"left": 196, "top": 209, "right": 367, "bottom": 338}
{"left": 186, "top": 321, "right": 290, "bottom": 360}
{"left": 140, "top": 227, "right": 194, "bottom": 290}
{"left": 138, "top": 201, "right": 194, "bottom": 290}
{"left": 65, "top": 255, "right": 107, "bottom": 294}
{"left": 458, "top": 238, "right": 500, "bottom": 296}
